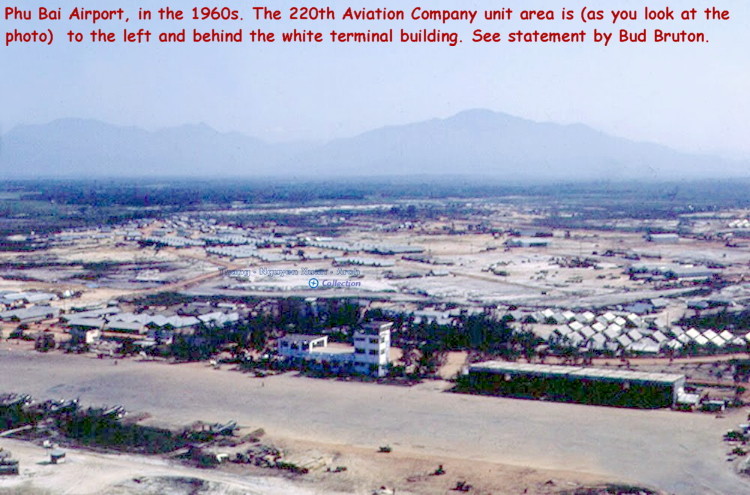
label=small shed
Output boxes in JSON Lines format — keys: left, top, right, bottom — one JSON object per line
{"left": 50, "top": 449, "right": 66, "bottom": 464}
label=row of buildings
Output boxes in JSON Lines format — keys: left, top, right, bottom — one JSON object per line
{"left": 1, "top": 291, "right": 396, "bottom": 378}
{"left": 539, "top": 310, "right": 749, "bottom": 354}
{"left": 64, "top": 307, "right": 241, "bottom": 345}
{"left": 0, "top": 290, "right": 59, "bottom": 312}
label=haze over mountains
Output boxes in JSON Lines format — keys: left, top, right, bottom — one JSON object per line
{"left": 0, "top": 109, "right": 744, "bottom": 179}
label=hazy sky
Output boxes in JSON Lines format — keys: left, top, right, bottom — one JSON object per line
{"left": 2, "top": 0, "right": 749, "bottom": 158}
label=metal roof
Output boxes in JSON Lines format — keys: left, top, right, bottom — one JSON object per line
{"left": 468, "top": 361, "right": 685, "bottom": 384}
{"left": 105, "top": 321, "right": 144, "bottom": 331}
{"left": 0, "top": 306, "right": 60, "bottom": 321}
{"left": 66, "top": 317, "right": 105, "bottom": 328}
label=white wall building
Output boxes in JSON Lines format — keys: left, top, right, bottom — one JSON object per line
{"left": 353, "top": 321, "right": 392, "bottom": 377}
{"left": 277, "top": 321, "right": 393, "bottom": 377}
{"left": 277, "top": 334, "right": 329, "bottom": 357}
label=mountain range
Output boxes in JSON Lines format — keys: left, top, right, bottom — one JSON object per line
{"left": 0, "top": 109, "right": 744, "bottom": 179}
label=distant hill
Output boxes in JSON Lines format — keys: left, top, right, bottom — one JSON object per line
{"left": 0, "top": 110, "right": 745, "bottom": 179}
{"left": 0, "top": 119, "right": 308, "bottom": 177}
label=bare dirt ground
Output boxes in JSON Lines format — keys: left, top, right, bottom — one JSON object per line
{"left": 437, "top": 351, "right": 468, "bottom": 379}
{"left": 1, "top": 349, "right": 749, "bottom": 494}
{"left": 0, "top": 437, "right": 327, "bottom": 495}
{"left": 270, "top": 437, "right": 613, "bottom": 495}
{"left": 0, "top": 433, "right": 624, "bottom": 495}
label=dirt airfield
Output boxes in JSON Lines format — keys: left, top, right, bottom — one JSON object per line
{"left": 1, "top": 348, "right": 749, "bottom": 494}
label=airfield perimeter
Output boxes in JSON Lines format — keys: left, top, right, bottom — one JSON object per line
{"left": 1, "top": 348, "right": 749, "bottom": 495}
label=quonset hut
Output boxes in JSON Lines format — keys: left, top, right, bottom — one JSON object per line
{"left": 460, "top": 361, "right": 686, "bottom": 409}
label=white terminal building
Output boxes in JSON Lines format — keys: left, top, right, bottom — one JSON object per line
{"left": 277, "top": 321, "right": 392, "bottom": 377}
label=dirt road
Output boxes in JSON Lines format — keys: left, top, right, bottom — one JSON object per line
{"left": 1, "top": 349, "right": 748, "bottom": 494}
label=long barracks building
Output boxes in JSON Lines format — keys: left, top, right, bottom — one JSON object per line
{"left": 461, "top": 361, "right": 686, "bottom": 409}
